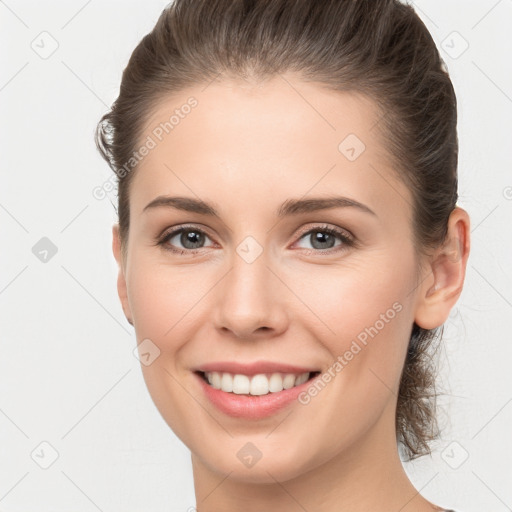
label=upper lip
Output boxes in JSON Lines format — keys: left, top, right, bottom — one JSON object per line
{"left": 194, "top": 361, "right": 319, "bottom": 376}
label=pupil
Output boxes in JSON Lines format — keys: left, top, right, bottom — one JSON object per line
{"left": 312, "top": 231, "right": 334, "bottom": 250}
{"left": 182, "top": 230, "right": 204, "bottom": 249}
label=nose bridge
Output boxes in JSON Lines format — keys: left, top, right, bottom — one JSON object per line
{"left": 213, "top": 237, "right": 287, "bottom": 338}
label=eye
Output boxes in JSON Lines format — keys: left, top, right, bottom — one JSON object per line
{"left": 156, "top": 223, "right": 355, "bottom": 256}
{"left": 293, "top": 224, "right": 354, "bottom": 254}
{"left": 157, "top": 225, "right": 215, "bottom": 255}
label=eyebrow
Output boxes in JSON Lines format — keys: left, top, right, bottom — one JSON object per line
{"left": 142, "top": 195, "right": 376, "bottom": 217}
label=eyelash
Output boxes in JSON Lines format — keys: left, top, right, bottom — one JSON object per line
{"left": 155, "top": 223, "right": 355, "bottom": 257}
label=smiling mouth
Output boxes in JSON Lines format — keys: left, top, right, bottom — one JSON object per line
{"left": 196, "top": 370, "right": 321, "bottom": 396}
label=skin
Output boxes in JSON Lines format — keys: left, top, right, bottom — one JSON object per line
{"left": 112, "top": 73, "right": 470, "bottom": 511}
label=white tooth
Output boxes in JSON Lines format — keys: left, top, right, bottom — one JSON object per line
{"left": 210, "top": 372, "right": 310, "bottom": 393}
{"left": 283, "top": 373, "right": 296, "bottom": 389}
{"left": 250, "top": 374, "right": 269, "bottom": 395}
{"left": 221, "top": 372, "right": 233, "bottom": 392}
{"left": 211, "top": 371, "right": 221, "bottom": 389}
{"left": 295, "top": 372, "right": 310, "bottom": 386}
{"left": 232, "top": 374, "right": 250, "bottom": 394}
{"left": 268, "top": 373, "right": 284, "bottom": 392}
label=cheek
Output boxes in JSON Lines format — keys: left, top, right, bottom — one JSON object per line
{"left": 282, "top": 265, "right": 414, "bottom": 470}
{"left": 287, "top": 253, "right": 416, "bottom": 404}
{"left": 125, "top": 254, "right": 210, "bottom": 442}
{"left": 288, "top": 254, "right": 413, "bottom": 341}
{"left": 126, "top": 252, "right": 209, "bottom": 340}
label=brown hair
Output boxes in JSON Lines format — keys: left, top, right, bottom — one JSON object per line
{"left": 95, "top": 0, "right": 458, "bottom": 460}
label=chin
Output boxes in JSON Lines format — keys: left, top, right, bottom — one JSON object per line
{"left": 194, "top": 435, "right": 324, "bottom": 485}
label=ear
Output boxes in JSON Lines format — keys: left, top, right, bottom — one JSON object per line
{"left": 414, "top": 207, "right": 471, "bottom": 330}
{"left": 112, "top": 224, "right": 134, "bottom": 327}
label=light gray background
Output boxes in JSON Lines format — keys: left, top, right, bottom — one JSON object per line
{"left": 1, "top": 0, "right": 511, "bottom": 510}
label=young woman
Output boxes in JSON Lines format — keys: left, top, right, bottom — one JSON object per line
{"left": 95, "top": 1, "right": 470, "bottom": 510}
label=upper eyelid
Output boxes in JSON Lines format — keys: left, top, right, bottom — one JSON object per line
{"left": 294, "top": 223, "right": 353, "bottom": 240}
{"left": 160, "top": 223, "right": 216, "bottom": 242}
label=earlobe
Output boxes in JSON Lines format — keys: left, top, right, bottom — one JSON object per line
{"left": 112, "top": 224, "right": 134, "bottom": 327}
{"left": 414, "top": 207, "right": 470, "bottom": 330}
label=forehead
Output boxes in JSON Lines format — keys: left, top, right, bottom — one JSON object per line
{"left": 130, "top": 74, "right": 410, "bottom": 219}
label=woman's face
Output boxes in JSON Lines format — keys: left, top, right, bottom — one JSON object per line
{"left": 114, "top": 75, "right": 430, "bottom": 483}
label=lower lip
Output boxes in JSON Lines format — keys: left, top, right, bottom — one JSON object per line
{"left": 195, "top": 372, "right": 318, "bottom": 419}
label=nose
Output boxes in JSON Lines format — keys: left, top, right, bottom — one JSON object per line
{"left": 213, "top": 246, "right": 289, "bottom": 340}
